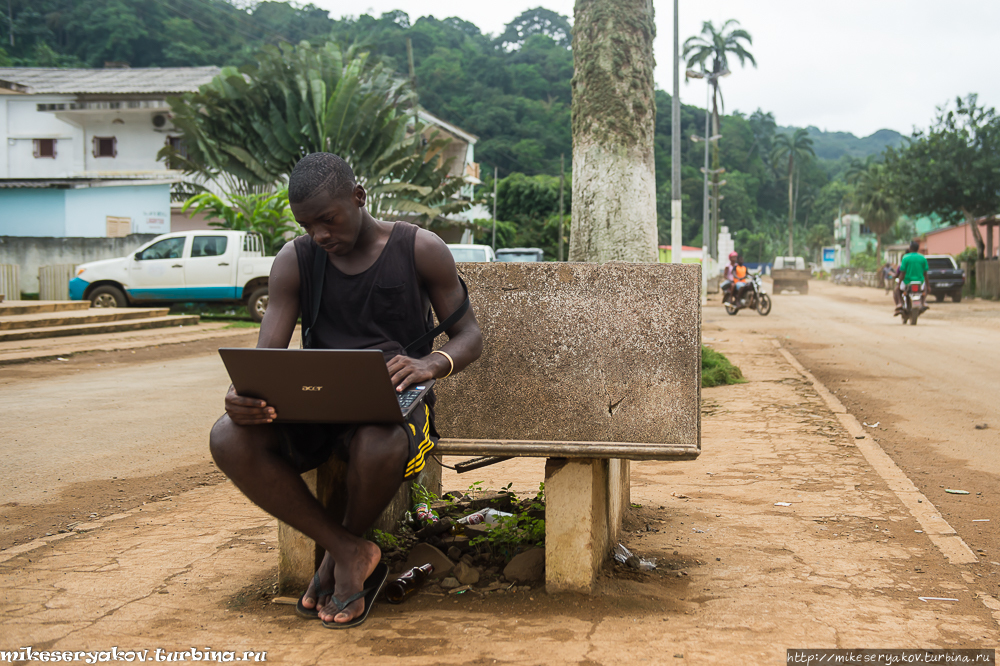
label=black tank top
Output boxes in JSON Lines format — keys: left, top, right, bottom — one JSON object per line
{"left": 293, "top": 222, "right": 434, "bottom": 362}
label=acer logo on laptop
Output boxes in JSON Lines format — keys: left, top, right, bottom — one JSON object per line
{"left": 301, "top": 386, "right": 323, "bottom": 392}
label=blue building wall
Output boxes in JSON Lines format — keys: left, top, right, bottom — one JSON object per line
{"left": 0, "top": 183, "right": 171, "bottom": 238}
{"left": 0, "top": 189, "right": 66, "bottom": 236}
{"left": 65, "top": 184, "right": 171, "bottom": 237}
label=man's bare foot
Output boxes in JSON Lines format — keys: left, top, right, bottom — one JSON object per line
{"left": 318, "top": 539, "right": 381, "bottom": 624}
{"left": 300, "top": 552, "right": 335, "bottom": 613}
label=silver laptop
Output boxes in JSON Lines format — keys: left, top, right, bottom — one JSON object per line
{"left": 218, "top": 348, "right": 434, "bottom": 424}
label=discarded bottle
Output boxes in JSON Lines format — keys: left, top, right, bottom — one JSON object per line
{"left": 415, "top": 517, "right": 454, "bottom": 540}
{"left": 413, "top": 502, "right": 438, "bottom": 524}
{"left": 457, "top": 508, "right": 514, "bottom": 526}
{"left": 384, "top": 563, "right": 434, "bottom": 604}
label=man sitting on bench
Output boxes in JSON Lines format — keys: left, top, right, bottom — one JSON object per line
{"left": 209, "top": 152, "right": 483, "bottom": 628}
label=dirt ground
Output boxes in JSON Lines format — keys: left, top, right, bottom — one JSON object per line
{"left": 706, "top": 279, "right": 1000, "bottom": 584}
{"left": 2, "top": 285, "right": 999, "bottom": 663}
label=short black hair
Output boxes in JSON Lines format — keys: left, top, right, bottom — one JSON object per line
{"left": 288, "top": 153, "right": 356, "bottom": 204}
{"left": 909, "top": 240, "right": 920, "bottom": 253}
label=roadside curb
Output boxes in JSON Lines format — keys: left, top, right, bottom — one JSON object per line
{"left": 772, "top": 338, "right": 979, "bottom": 566}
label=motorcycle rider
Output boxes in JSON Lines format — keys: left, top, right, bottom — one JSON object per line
{"left": 894, "top": 240, "right": 929, "bottom": 315}
{"left": 722, "top": 252, "right": 739, "bottom": 303}
{"left": 732, "top": 256, "right": 750, "bottom": 304}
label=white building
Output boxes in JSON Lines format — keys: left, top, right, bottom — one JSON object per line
{"left": 0, "top": 67, "right": 219, "bottom": 237}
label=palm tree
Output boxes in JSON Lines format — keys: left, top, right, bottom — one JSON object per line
{"left": 162, "top": 42, "right": 469, "bottom": 223}
{"left": 683, "top": 20, "right": 755, "bottom": 255}
{"left": 854, "top": 164, "right": 897, "bottom": 259}
{"left": 771, "top": 129, "right": 815, "bottom": 255}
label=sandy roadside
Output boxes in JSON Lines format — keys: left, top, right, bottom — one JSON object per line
{"left": 1, "top": 331, "right": 997, "bottom": 664}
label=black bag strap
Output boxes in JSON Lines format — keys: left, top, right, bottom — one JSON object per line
{"left": 302, "top": 244, "right": 327, "bottom": 349}
{"left": 403, "top": 276, "right": 470, "bottom": 354}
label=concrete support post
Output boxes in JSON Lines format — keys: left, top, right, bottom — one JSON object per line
{"left": 544, "top": 457, "right": 630, "bottom": 593}
{"left": 277, "top": 456, "right": 441, "bottom": 594}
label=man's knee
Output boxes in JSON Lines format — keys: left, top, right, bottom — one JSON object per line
{"left": 209, "top": 415, "right": 272, "bottom": 471}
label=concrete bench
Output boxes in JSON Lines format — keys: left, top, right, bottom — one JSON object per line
{"left": 278, "top": 261, "right": 701, "bottom": 594}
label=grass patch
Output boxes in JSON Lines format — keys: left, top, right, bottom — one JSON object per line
{"left": 224, "top": 321, "right": 261, "bottom": 329}
{"left": 169, "top": 302, "right": 253, "bottom": 322}
{"left": 702, "top": 345, "right": 746, "bottom": 388}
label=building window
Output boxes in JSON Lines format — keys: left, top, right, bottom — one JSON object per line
{"left": 33, "top": 139, "right": 56, "bottom": 158}
{"left": 165, "top": 136, "right": 187, "bottom": 158}
{"left": 93, "top": 136, "right": 117, "bottom": 158}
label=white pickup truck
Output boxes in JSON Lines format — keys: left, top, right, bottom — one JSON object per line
{"left": 70, "top": 230, "right": 275, "bottom": 322}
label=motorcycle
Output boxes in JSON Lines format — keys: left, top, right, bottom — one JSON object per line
{"left": 724, "top": 272, "right": 771, "bottom": 316}
{"left": 899, "top": 280, "right": 926, "bottom": 325}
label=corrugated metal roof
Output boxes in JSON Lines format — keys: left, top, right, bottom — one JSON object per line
{"left": 0, "top": 67, "right": 220, "bottom": 95}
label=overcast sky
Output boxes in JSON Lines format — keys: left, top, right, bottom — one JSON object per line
{"left": 311, "top": 0, "right": 1000, "bottom": 138}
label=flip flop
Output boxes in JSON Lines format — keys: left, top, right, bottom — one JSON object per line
{"left": 295, "top": 572, "right": 334, "bottom": 620}
{"left": 321, "top": 563, "right": 389, "bottom": 630}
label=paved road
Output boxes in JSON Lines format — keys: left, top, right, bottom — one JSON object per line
{"left": 3, "top": 354, "right": 231, "bottom": 506}
{"left": 705, "top": 278, "right": 1000, "bottom": 560}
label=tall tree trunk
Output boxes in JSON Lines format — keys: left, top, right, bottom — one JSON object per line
{"left": 961, "top": 206, "right": 987, "bottom": 259}
{"left": 787, "top": 156, "right": 794, "bottom": 256}
{"left": 570, "top": 0, "right": 657, "bottom": 262}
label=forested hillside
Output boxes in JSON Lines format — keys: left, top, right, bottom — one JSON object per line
{"left": 0, "top": 0, "right": 903, "bottom": 260}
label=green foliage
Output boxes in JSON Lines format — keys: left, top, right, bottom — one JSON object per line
{"left": 734, "top": 229, "right": 770, "bottom": 264}
{"left": 467, "top": 483, "right": 546, "bottom": 558}
{"left": 372, "top": 529, "right": 400, "bottom": 550}
{"left": 783, "top": 126, "right": 905, "bottom": 162}
{"left": 853, "top": 164, "right": 898, "bottom": 255}
{"left": 956, "top": 246, "right": 979, "bottom": 264}
{"left": 683, "top": 19, "right": 757, "bottom": 79}
{"left": 804, "top": 224, "right": 834, "bottom": 263}
{"left": 850, "top": 248, "right": 881, "bottom": 272}
{"left": 1, "top": 0, "right": 335, "bottom": 68}
{"left": 328, "top": 10, "right": 573, "bottom": 177}
{"left": 181, "top": 190, "right": 298, "bottom": 256}
{"left": 884, "top": 94, "right": 1000, "bottom": 259}
{"left": 164, "top": 41, "right": 469, "bottom": 223}
{"left": 11, "top": 2, "right": 913, "bottom": 259}
{"left": 410, "top": 483, "right": 437, "bottom": 507}
{"left": 474, "top": 172, "right": 568, "bottom": 258}
{"left": 702, "top": 346, "right": 746, "bottom": 388}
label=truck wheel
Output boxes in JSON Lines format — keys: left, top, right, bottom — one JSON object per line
{"left": 89, "top": 285, "right": 127, "bottom": 308}
{"left": 248, "top": 286, "right": 268, "bottom": 323}
{"left": 934, "top": 293, "right": 944, "bottom": 302}
{"left": 952, "top": 292, "right": 962, "bottom": 303}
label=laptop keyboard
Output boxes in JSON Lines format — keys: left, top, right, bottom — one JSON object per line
{"left": 397, "top": 386, "right": 426, "bottom": 412}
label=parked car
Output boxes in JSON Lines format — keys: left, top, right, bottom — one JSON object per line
{"left": 69, "top": 230, "right": 275, "bottom": 322}
{"left": 925, "top": 254, "right": 965, "bottom": 302}
{"left": 447, "top": 244, "right": 496, "bottom": 262}
{"left": 496, "top": 247, "right": 544, "bottom": 262}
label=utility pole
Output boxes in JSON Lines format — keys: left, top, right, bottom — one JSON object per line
{"left": 492, "top": 165, "right": 498, "bottom": 251}
{"left": 670, "top": 0, "right": 682, "bottom": 264}
{"left": 558, "top": 153, "right": 565, "bottom": 262}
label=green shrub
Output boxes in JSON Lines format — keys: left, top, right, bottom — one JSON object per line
{"left": 702, "top": 346, "right": 746, "bottom": 387}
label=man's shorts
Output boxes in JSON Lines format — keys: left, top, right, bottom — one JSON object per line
{"left": 273, "top": 402, "right": 438, "bottom": 479}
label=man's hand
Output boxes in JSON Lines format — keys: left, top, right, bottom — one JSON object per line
{"left": 387, "top": 354, "right": 447, "bottom": 392}
{"left": 225, "top": 385, "right": 277, "bottom": 425}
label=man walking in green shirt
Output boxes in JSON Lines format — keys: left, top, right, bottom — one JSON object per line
{"left": 894, "top": 240, "right": 929, "bottom": 315}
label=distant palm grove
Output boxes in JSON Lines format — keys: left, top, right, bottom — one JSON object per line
{"left": 1, "top": 0, "right": 909, "bottom": 260}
